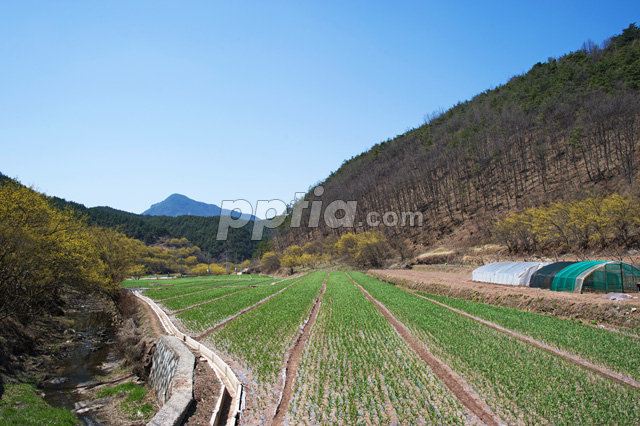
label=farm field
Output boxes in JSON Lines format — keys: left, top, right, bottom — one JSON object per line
{"left": 372, "top": 268, "right": 640, "bottom": 307}
{"left": 350, "top": 272, "right": 640, "bottom": 425}
{"left": 421, "top": 292, "right": 640, "bottom": 382}
{"left": 149, "top": 271, "right": 640, "bottom": 426}
{"left": 159, "top": 286, "right": 250, "bottom": 311}
{"left": 175, "top": 276, "right": 302, "bottom": 334}
{"left": 142, "top": 277, "right": 273, "bottom": 301}
{"left": 284, "top": 272, "right": 472, "bottom": 426}
{"left": 204, "top": 271, "right": 327, "bottom": 423}
{"left": 122, "top": 273, "right": 263, "bottom": 288}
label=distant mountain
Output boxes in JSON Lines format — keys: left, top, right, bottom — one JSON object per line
{"left": 143, "top": 193, "right": 259, "bottom": 221}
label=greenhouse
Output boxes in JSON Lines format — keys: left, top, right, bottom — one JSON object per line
{"left": 529, "top": 261, "right": 640, "bottom": 293}
{"left": 529, "top": 262, "right": 576, "bottom": 290}
{"left": 472, "top": 262, "right": 549, "bottom": 286}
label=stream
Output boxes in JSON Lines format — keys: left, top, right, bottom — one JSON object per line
{"left": 40, "top": 307, "right": 117, "bottom": 426}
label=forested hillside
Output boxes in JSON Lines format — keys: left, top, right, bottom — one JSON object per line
{"left": 79, "top": 207, "right": 258, "bottom": 262}
{"left": 144, "top": 215, "right": 260, "bottom": 263}
{"left": 8, "top": 183, "right": 260, "bottom": 262}
{"left": 0, "top": 178, "right": 144, "bottom": 322}
{"left": 277, "top": 24, "right": 640, "bottom": 256}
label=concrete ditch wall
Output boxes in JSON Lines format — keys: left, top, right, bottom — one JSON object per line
{"left": 147, "top": 335, "right": 195, "bottom": 426}
{"left": 149, "top": 337, "right": 178, "bottom": 404}
{"left": 134, "top": 290, "right": 243, "bottom": 426}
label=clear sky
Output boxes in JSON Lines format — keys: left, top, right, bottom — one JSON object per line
{"left": 1, "top": 1, "right": 638, "bottom": 215}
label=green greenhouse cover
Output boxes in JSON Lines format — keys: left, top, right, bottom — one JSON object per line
{"left": 582, "top": 262, "right": 640, "bottom": 293}
{"left": 551, "top": 261, "right": 607, "bottom": 292}
{"left": 529, "top": 262, "right": 576, "bottom": 289}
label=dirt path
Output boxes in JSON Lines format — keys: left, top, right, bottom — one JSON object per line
{"left": 413, "top": 292, "right": 640, "bottom": 389}
{"left": 272, "top": 272, "right": 328, "bottom": 426}
{"left": 374, "top": 269, "right": 640, "bottom": 306}
{"left": 347, "top": 273, "right": 504, "bottom": 426}
{"left": 139, "top": 294, "right": 165, "bottom": 338}
{"left": 196, "top": 274, "right": 309, "bottom": 340}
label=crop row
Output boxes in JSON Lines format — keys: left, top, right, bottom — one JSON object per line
{"left": 143, "top": 284, "right": 211, "bottom": 300}
{"left": 286, "top": 272, "right": 469, "bottom": 426}
{"left": 123, "top": 273, "right": 265, "bottom": 288}
{"left": 159, "top": 286, "right": 250, "bottom": 311}
{"left": 142, "top": 277, "right": 272, "bottom": 300}
{"left": 147, "top": 273, "right": 265, "bottom": 288}
{"left": 422, "top": 291, "right": 640, "bottom": 382}
{"left": 351, "top": 272, "right": 640, "bottom": 425}
{"left": 203, "top": 271, "right": 326, "bottom": 408}
{"left": 161, "top": 275, "right": 267, "bottom": 288}
{"left": 176, "top": 277, "right": 300, "bottom": 334}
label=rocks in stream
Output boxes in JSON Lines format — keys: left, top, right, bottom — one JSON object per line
{"left": 47, "top": 377, "right": 68, "bottom": 386}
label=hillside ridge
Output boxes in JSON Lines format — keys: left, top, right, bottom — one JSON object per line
{"left": 276, "top": 23, "right": 640, "bottom": 258}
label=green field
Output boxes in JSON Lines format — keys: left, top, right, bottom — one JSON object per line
{"left": 157, "top": 271, "right": 640, "bottom": 425}
{"left": 350, "top": 272, "right": 640, "bottom": 425}
{"left": 142, "top": 277, "right": 273, "bottom": 301}
{"left": 286, "top": 272, "right": 469, "bottom": 425}
{"left": 421, "top": 291, "right": 640, "bottom": 381}
{"left": 204, "top": 271, "right": 326, "bottom": 406}
{"left": 122, "top": 273, "right": 265, "bottom": 288}
{"left": 176, "top": 276, "right": 301, "bottom": 333}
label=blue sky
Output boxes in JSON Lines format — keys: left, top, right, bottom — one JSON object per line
{"left": 1, "top": 1, "right": 638, "bottom": 215}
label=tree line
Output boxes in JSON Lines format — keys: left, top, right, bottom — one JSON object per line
{"left": 46, "top": 194, "right": 260, "bottom": 262}
{"left": 261, "top": 230, "right": 392, "bottom": 273}
{"left": 0, "top": 177, "right": 255, "bottom": 327}
{"left": 492, "top": 194, "right": 640, "bottom": 254}
{"left": 0, "top": 179, "right": 143, "bottom": 323}
{"left": 137, "top": 236, "right": 251, "bottom": 277}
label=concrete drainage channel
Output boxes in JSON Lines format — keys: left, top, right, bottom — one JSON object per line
{"left": 148, "top": 336, "right": 195, "bottom": 426}
{"left": 133, "top": 291, "right": 243, "bottom": 426}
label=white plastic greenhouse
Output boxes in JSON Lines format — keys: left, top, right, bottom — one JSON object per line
{"left": 472, "top": 261, "right": 550, "bottom": 286}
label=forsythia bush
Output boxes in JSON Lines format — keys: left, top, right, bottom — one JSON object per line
{"left": 0, "top": 180, "right": 145, "bottom": 322}
{"left": 190, "top": 263, "right": 226, "bottom": 276}
{"left": 493, "top": 194, "right": 640, "bottom": 253}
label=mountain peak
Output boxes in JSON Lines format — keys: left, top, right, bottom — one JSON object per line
{"left": 143, "top": 194, "right": 259, "bottom": 220}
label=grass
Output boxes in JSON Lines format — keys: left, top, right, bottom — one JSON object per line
{"left": 97, "top": 382, "right": 155, "bottom": 420}
{"left": 0, "top": 383, "right": 79, "bottom": 426}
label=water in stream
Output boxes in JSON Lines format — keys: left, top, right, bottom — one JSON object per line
{"left": 41, "top": 308, "right": 117, "bottom": 426}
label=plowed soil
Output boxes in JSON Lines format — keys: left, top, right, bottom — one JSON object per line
{"left": 182, "top": 357, "right": 224, "bottom": 426}
{"left": 370, "top": 268, "right": 640, "bottom": 330}
{"left": 373, "top": 268, "right": 640, "bottom": 306}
